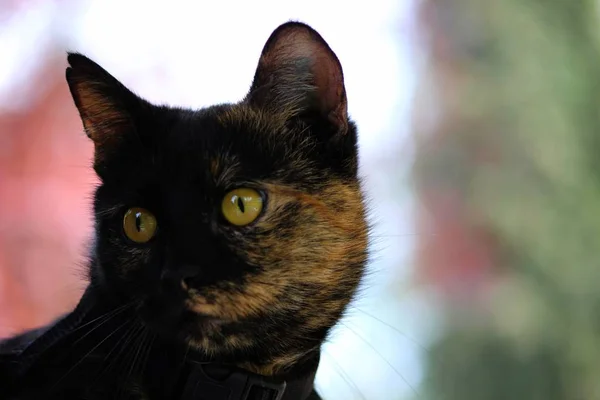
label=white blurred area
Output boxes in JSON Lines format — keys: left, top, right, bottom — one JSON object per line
{"left": 0, "top": 1, "right": 426, "bottom": 398}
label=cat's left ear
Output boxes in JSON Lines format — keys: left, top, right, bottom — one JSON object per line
{"left": 66, "top": 53, "right": 143, "bottom": 153}
{"left": 246, "top": 22, "right": 349, "bottom": 135}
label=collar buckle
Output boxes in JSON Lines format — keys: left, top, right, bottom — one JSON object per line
{"left": 182, "top": 361, "right": 287, "bottom": 400}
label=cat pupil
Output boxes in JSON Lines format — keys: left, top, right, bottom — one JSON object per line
{"left": 237, "top": 197, "right": 245, "bottom": 213}
{"left": 135, "top": 213, "right": 142, "bottom": 231}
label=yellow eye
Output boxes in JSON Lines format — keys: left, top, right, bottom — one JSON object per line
{"left": 221, "top": 188, "right": 263, "bottom": 226}
{"left": 123, "top": 207, "right": 157, "bottom": 243}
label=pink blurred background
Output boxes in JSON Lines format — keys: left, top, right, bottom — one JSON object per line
{"left": 0, "top": 53, "right": 95, "bottom": 337}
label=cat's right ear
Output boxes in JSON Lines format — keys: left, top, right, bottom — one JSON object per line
{"left": 66, "top": 53, "right": 141, "bottom": 151}
{"left": 246, "top": 22, "right": 349, "bottom": 136}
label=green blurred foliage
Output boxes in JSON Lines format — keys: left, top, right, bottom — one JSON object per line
{"left": 415, "top": 2, "right": 600, "bottom": 399}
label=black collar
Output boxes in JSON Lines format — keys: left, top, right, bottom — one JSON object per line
{"left": 179, "top": 359, "right": 318, "bottom": 400}
{"left": 1, "top": 287, "right": 320, "bottom": 400}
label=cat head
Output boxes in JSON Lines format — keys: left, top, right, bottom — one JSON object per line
{"left": 66, "top": 22, "right": 368, "bottom": 376}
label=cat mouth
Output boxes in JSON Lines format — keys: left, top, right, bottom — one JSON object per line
{"left": 137, "top": 295, "right": 227, "bottom": 339}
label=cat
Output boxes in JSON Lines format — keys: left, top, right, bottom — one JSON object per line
{"left": 0, "top": 21, "right": 368, "bottom": 400}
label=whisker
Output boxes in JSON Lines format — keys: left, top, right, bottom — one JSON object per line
{"left": 323, "top": 349, "right": 367, "bottom": 400}
{"left": 117, "top": 321, "right": 145, "bottom": 399}
{"left": 352, "top": 307, "right": 429, "bottom": 352}
{"left": 138, "top": 329, "right": 152, "bottom": 377}
{"left": 128, "top": 326, "right": 149, "bottom": 380}
{"left": 52, "top": 318, "right": 130, "bottom": 390}
{"left": 124, "top": 322, "right": 146, "bottom": 378}
{"left": 369, "top": 233, "right": 438, "bottom": 238}
{"left": 139, "top": 331, "right": 156, "bottom": 378}
{"left": 340, "top": 321, "right": 421, "bottom": 398}
{"left": 67, "top": 306, "right": 131, "bottom": 354}
{"left": 95, "top": 204, "right": 125, "bottom": 218}
{"left": 99, "top": 320, "right": 140, "bottom": 382}
{"left": 69, "top": 302, "right": 133, "bottom": 340}
{"left": 92, "top": 319, "right": 136, "bottom": 386}
{"left": 103, "top": 323, "right": 133, "bottom": 363}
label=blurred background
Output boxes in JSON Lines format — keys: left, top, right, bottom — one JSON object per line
{"left": 2, "top": 1, "right": 598, "bottom": 399}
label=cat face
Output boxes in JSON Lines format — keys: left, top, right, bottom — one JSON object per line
{"left": 66, "top": 22, "right": 368, "bottom": 375}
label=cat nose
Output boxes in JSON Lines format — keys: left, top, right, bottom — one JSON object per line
{"left": 160, "top": 265, "right": 200, "bottom": 289}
